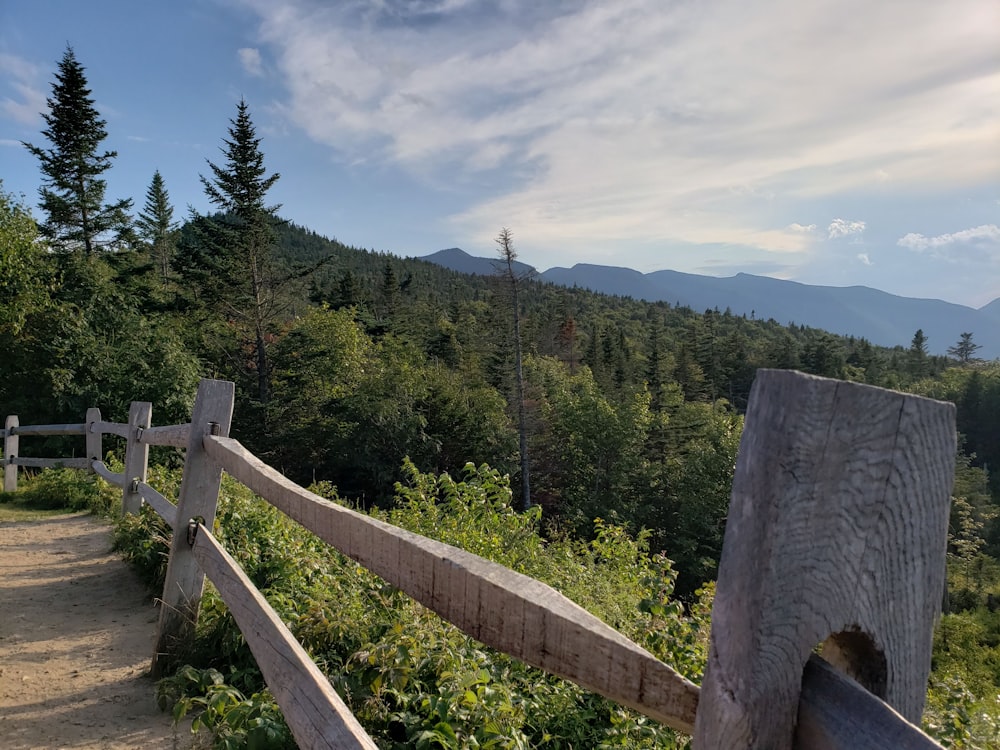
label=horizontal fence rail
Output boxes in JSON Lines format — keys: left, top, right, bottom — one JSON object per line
{"left": 4, "top": 370, "right": 955, "bottom": 750}
{"left": 12, "top": 456, "right": 91, "bottom": 470}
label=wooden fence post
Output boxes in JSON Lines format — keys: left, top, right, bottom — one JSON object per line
{"left": 693, "top": 370, "right": 956, "bottom": 749}
{"left": 122, "top": 401, "right": 152, "bottom": 515}
{"left": 151, "top": 379, "right": 234, "bottom": 677}
{"left": 4, "top": 416, "right": 18, "bottom": 492}
{"left": 85, "top": 407, "right": 102, "bottom": 466}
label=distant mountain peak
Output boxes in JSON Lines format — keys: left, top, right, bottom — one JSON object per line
{"left": 420, "top": 253, "right": 1000, "bottom": 358}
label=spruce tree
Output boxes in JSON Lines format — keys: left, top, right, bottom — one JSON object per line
{"left": 23, "top": 46, "right": 132, "bottom": 254}
{"left": 136, "top": 170, "right": 177, "bottom": 281}
{"left": 191, "top": 99, "right": 282, "bottom": 405}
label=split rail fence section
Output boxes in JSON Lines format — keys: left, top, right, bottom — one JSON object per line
{"left": 2, "top": 370, "right": 957, "bottom": 749}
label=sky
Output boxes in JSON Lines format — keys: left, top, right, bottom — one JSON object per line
{"left": 1, "top": 0, "right": 998, "bottom": 307}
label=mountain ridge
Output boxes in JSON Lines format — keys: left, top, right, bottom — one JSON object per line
{"left": 420, "top": 248, "right": 1000, "bottom": 358}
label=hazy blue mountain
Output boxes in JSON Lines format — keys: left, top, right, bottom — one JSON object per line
{"left": 421, "top": 249, "right": 1000, "bottom": 358}
{"left": 422, "top": 247, "right": 536, "bottom": 277}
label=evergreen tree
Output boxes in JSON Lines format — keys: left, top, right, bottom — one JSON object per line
{"left": 23, "top": 46, "right": 132, "bottom": 254}
{"left": 185, "top": 99, "right": 282, "bottom": 406}
{"left": 948, "top": 332, "right": 982, "bottom": 365}
{"left": 908, "top": 329, "right": 930, "bottom": 380}
{"left": 136, "top": 170, "right": 177, "bottom": 281}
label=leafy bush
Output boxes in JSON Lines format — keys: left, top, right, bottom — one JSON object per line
{"left": 123, "top": 460, "right": 709, "bottom": 749}
{"left": 0, "top": 466, "right": 115, "bottom": 513}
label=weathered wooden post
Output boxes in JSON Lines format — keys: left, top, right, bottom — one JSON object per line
{"left": 694, "top": 370, "right": 956, "bottom": 749}
{"left": 151, "top": 379, "right": 234, "bottom": 677}
{"left": 4, "top": 415, "right": 18, "bottom": 492}
{"left": 85, "top": 407, "right": 102, "bottom": 466}
{"left": 122, "top": 401, "right": 152, "bottom": 515}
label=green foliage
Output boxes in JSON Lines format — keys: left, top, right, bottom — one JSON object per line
{"left": 128, "top": 461, "right": 708, "bottom": 749}
{"left": 0, "top": 183, "right": 50, "bottom": 335}
{"left": 0, "top": 467, "right": 115, "bottom": 513}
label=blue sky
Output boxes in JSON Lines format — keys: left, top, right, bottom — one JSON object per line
{"left": 2, "top": 0, "right": 998, "bottom": 306}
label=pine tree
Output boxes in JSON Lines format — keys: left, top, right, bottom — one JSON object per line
{"left": 23, "top": 46, "right": 132, "bottom": 254}
{"left": 136, "top": 170, "right": 177, "bottom": 281}
{"left": 190, "top": 99, "right": 282, "bottom": 406}
{"left": 948, "top": 332, "right": 982, "bottom": 365}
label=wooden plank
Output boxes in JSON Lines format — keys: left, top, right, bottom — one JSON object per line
{"left": 122, "top": 402, "right": 152, "bottom": 514}
{"left": 92, "top": 420, "right": 130, "bottom": 439}
{"left": 139, "top": 423, "right": 190, "bottom": 448}
{"left": 203, "top": 434, "right": 701, "bottom": 733}
{"left": 4, "top": 416, "right": 18, "bottom": 492}
{"left": 795, "top": 655, "right": 943, "bottom": 749}
{"left": 13, "top": 457, "right": 91, "bottom": 470}
{"left": 91, "top": 460, "right": 126, "bottom": 488}
{"left": 85, "top": 408, "right": 102, "bottom": 465}
{"left": 694, "top": 370, "right": 955, "bottom": 749}
{"left": 137, "top": 481, "right": 177, "bottom": 529}
{"left": 192, "top": 524, "right": 378, "bottom": 749}
{"left": 152, "top": 380, "right": 234, "bottom": 677}
{"left": 10, "top": 423, "right": 87, "bottom": 436}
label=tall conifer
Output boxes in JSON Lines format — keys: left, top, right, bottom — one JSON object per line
{"left": 137, "top": 170, "right": 177, "bottom": 281}
{"left": 23, "top": 46, "right": 132, "bottom": 254}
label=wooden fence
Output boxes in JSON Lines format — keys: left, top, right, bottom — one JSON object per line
{"left": 2, "top": 370, "right": 956, "bottom": 749}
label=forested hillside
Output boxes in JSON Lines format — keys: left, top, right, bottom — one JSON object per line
{"left": 4, "top": 46, "right": 1000, "bottom": 748}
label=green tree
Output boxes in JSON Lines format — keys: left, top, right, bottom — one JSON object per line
{"left": 0, "top": 184, "right": 49, "bottom": 335}
{"left": 184, "top": 99, "right": 282, "bottom": 406}
{"left": 908, "top": 328, "right": 930, "bottom": 379}
{"left": 136, "top": 170, "right": 178, "bottom": 282}
{"left": 948, "top": 332, "right": 982, "bottom": 366}
{"left": 23, "top": 46, "right": 132, "bottom": 254}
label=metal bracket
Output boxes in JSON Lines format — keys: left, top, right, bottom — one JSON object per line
{"left": 135, "top": 426, "right": 144, "bottom": 442}
{"left": 129, "top": 478, "right": 140, "bottom": 494}
{"left": 208, "top": 422, "right": 221, "bottom": 436}
{"left": 186, "top": 516, "right": 204, "bottom": 547}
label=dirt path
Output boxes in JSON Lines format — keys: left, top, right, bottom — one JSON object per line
{"left": 0, "top": 513, "right": 197, "bottom": 750}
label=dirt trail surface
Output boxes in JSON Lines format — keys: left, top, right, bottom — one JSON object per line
{"left": 0, "top": 513, "right": 196, "bottom": 749}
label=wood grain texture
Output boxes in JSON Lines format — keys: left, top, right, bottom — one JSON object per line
{"left": 204, "top": 434, "right": 701, "bottom": 732}
{"left": 4, "top": 415, "right": 17, "bottom": 492}
{"left": 13, "top": 457, "right": 91, "bottom": 470}
{"left": 192, "top": 524, "right": 378, "bottom": 749}
{"left": 694, "top": 370, "right": 955, "bottom": 749}
{"left": 796, "top": 655, "right": 943, "bottom": 749}
{"left": 139, "top": 423, "right": 191, "bottom": 448}
{"left": 122, "top": 402, "right": 152, "bottom": 515}
{"left": 92, "top": 420, "right": 130, "bottom": 438}
{"left": 137, "top": 481, "right": 177, "bottom": 529}
{"left": 151, "top": 380, "right": 234, "bottom": 677}
{"left": 10, "top": 423, "right": 87, "bottom": 436}
{"left": 85, "top": 408, "right": 102, "bottom": 466}
{"left": 91, "top": 460, "right": 126, "bottom": 487}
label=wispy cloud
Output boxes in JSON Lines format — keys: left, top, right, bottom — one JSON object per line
{"left": 857, "top": 253, "right": 873, "bottom": 266}
{"left": 828, "top": 219, "right": 866, "bottom": 240}
{"left": 238, "top": 0, "right": 999, "bottom": 261}
{"left": 898, "top": 224, "right": 1000, "bottom": 251}
{"left": 787, "top": 223, "right": 817, "bottom": 233}
{"left": 238, "top": 47, "right": 264, "bottom": 77}
{"left": 0, "top": 53, "right": 46, "bottom": 126}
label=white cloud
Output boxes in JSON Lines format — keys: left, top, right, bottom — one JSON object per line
{"left": 857, "top": 253, "right": 873, "bottom": 266}
{"left": 787, "top": 223, "right": 817, "bottom": 233}
{"left": 828, "top": 219, "right": 866, "bottom": 239}
{"left": 238, "top": 47, "right": 264, "bottom": 77}
{"left": 238, "top": 0, "right": 1000, "bottom": 259}
{"left": 0, "top": 53, "right": 46, "bottom": 126}
{"left": 898, "top": 225, "right": 1000, "bottom": 251}
{"left": 0, "top": 138, "right": 23, "bottom": 147}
